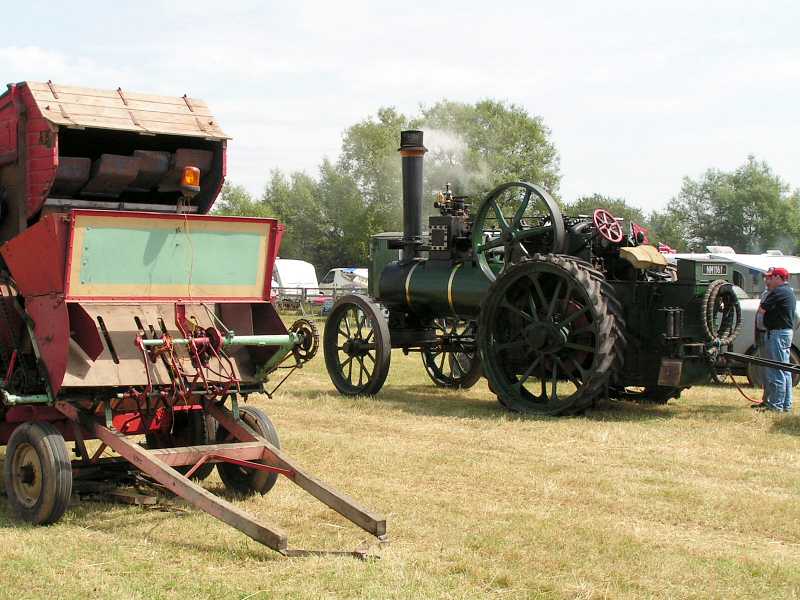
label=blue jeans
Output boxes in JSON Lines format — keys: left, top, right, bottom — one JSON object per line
{"left": 764, "top": 329, "right": 793, "bottom": 412}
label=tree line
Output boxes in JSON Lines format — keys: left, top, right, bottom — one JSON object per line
{"left": 215, "top": 101, "right": 800, "bottom": 272}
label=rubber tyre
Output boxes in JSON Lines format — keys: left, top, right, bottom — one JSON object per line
{"left": 3, "top": 421, "right": 72, "bottom": 525}
{"left": 479, "top": 254, "right": 621, "bottom": 416}
{"left": 146, "top": 409, "right": 216, "bottom": 480}
{"left": 323, "top": 294, "right": 391, "bottom": 396}
{"left": 215, "top": 405, "right": 280, "bottom": 496}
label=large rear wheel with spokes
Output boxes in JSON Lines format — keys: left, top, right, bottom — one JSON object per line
{"left": 478, "top": 255, "right": 620, "bottom": 415}
{"left": 323, "top": 294, "right": 391, "bottom": 395}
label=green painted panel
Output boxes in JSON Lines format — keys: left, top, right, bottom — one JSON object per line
{"left": 79, "top": 226, "right": 262, "bottom": 286}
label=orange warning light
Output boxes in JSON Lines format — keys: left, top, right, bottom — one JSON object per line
{"left": 181, "top": 166, "right": 201, "bottom": 198}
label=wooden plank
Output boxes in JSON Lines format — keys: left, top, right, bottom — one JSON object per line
{"left": 34, "top": 94, "right": 211, "bottom": 117}
{"left": 29, "top": 91, "right": 213, "bottom": 115}
{"left": 25, "top": 82, "right": 227, "bottom": 139}
{"left": 40, "top": 103, "right": 205, "bottom": 127}
{"left": 43, "top": 198, "right": 199, "bottom": 213}
{"left": 49, "top": 114, "right": 222, "bottom": 138}
{"left": 148, "top": 441, "right": 266, "bottom": 466}
{"left": 27, "top": 82, "right": 192, "bottom": 106}
{"left": 55, "top": 401, "right": 289, "bottom": 552}
{"left": 206, "top": 403, "right": 387, "bottom": 538}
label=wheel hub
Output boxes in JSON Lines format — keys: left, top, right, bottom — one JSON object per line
{"left": 524, "top": 322, "right": 567, "bottom": 354}
{"left": 12, "top": 443, "right": 42, "bottom": 508}
{"left": 342, "top": 338, "right": 371, "bottom": 357}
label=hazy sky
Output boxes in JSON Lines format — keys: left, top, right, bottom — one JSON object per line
{"left": 2, "top": 1, "right": 798, "bottom": 212}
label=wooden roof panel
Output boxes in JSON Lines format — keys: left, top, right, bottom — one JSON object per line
{"left": 25, "top": 81, "right": 228, "bottom": 139}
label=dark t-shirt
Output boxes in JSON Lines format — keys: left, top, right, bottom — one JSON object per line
{"left": 761, "top": 284, "right": 796, "bottom": 330}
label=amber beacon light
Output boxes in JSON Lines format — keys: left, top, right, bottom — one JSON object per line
{"left": 181, "top": 166, "right": 201, "bottom": 198}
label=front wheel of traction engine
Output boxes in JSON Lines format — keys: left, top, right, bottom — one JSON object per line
{"left": 215, "top": 406, "right": 281, "bottom": 496}
{"left": 3, "top": 421, "right": 73, "bottom": 525}
{"left": 323, "top": 294, "right": 391, "bottom": 396}
{"left": 478, "top": 255, "right": 621, "bottom": 416}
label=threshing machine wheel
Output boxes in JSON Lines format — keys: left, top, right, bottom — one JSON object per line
{"left": 478, "top": 254, "right": 621, "bottom": 415}
{"left": 323, "top": 294, "right": 391, "bottom": 396}
{"left": 146, "top": 410, "right": 216, "bottom": 480}
{"left": 471, "top": 182, "right": 567, "bottom": 281}
{"left": 421, "top": 319, "right": 482, "bottom": 389}
{"left": 3, "top": 421, "right": 72, "bottom": 525}
{"left": 702, "top": 279, "right": 742, "bottom": 345}
{"left": 216, "top": 405, "right": 281, "bottom": 496}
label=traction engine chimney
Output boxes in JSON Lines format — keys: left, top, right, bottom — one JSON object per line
{"left": 399, "top": 130, "right": 427, "bottom": 260}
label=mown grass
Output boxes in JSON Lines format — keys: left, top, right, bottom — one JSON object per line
{"left": 1, "top": 334, "right": 799, "bottom": 599}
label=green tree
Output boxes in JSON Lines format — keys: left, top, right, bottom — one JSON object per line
{"left": 421, "top": 99, "right": 560, "bottom": 197}
{"left": 563, "top": 194, "right": 647, "bottom": 224}
{"left": 315, "top": 159, "right": 373, "bottom": 270}
{"left": 646, "top": 209, "right": 688, "bottom": 250}
{"left": 338, "top": 107, "right": 410, "bottom": 232}
{"left": 337, "top": 100, "right": 562, "bottom": 233}
{"left": 215, "top": 182, "right": 264, "bottom": 216}
{"left": 669, "top": 157, "right": 800, "bottom": 253}
{"left": 261, "top": 170, "right": 324, "bottom": 261}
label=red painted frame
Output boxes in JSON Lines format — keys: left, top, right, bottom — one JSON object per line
{"left": 64, "top": 209, "right": 281, "bottom": 302}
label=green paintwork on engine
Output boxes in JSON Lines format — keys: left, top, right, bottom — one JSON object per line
{"left": 79, "top": 226, "right": 261, "bottom": 286}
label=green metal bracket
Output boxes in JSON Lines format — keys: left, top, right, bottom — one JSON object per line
{"left": 0, "top": 392, "right": 51, "bottom": 406}
{"left": 139, "top": 333, "right": 299, "bottom": 348}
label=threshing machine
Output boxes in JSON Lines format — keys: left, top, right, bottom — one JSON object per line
{"left": 0, "top": 81, "right": 385, "bottom": 556}
{"left": 323, "top": 130, "right": 743, "bottom": 415}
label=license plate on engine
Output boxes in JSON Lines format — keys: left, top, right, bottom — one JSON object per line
{"left": 658, "top": 358, "right": 683, "bottom": 386}
{"left": 702, "top": 263, "right": 727, "bottom": 276}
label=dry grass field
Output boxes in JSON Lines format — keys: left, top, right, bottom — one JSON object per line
{"left": 1, "top": 332, "right": 800, "bottom": 599}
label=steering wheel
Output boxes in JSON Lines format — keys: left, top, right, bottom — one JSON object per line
{"left": 592, "top": 208, "right": 623, "bottom": 243}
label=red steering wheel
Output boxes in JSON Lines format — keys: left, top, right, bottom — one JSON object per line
{"left": 592, "top": 208, "right": 624, "bottom": 243}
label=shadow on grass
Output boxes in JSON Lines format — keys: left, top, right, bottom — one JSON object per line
{"left": 0, "top": 488, "right": 284, "bottom": 562}
{"left": 769, "top": 414, "right": 800, "bottom": 436}
{"left": 294, "top": 381, "right": 682, "bottom": 423}
{"left": 673, "top": 402, "right": 741, "bottom": 417}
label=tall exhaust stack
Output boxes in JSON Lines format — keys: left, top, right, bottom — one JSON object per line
{"left": 398, "top": 130, "right": 427, "bottom": 260}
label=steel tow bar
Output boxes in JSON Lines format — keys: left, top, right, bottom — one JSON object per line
{"left": 721, "top": 351, "right": 800, "bottom": 375}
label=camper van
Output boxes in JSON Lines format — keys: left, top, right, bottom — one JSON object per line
{"left": 272, "top": 259, "right": 319, "bottom": 293}
{"left": 271, "top": 258, "right": 331, "bottom": 308}
{"left": 319, "top": 267, "right": 368, "bottom": 293}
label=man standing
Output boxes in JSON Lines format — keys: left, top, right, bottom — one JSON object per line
{"left": 757, "top": 267, "right": 796, "bottom": 412}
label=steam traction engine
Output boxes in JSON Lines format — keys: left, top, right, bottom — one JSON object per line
{"left": 323, "top": 130, "right": 741, "bottom": 415}
{"left": 0, "top": 82, "right": 385, "bottom": 556}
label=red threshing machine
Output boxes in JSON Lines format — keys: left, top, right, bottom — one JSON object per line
{"left": 0, "top": 81, "right": 385, "bottom": 556}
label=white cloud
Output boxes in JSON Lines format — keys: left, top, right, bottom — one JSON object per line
{"left": 2, "top": 0, "right": 799, "bottom": 212}
{"left": 0, "top": 46, "right": 139, "bottom": 89}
